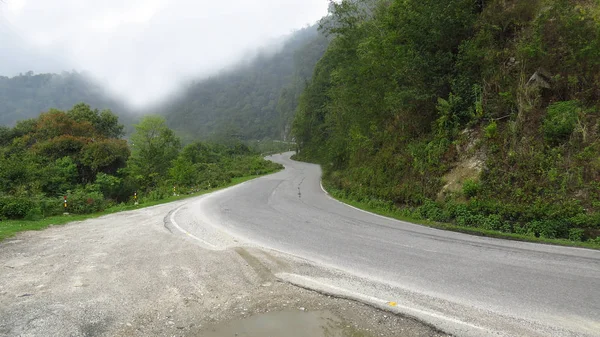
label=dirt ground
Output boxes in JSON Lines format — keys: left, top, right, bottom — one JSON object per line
{"left": 0, "top": 201, "right": 449, "bottom": 337}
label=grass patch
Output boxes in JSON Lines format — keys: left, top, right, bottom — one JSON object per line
{"left": 0, "top": 174, "right": 271, "bottom": 242}
{"left": 322, "top": 183, "right": 600, "bottom": 250}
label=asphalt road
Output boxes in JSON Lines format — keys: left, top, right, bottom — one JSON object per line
{"left": 1, "top": 189, "right": 444, "bottom": 337}
{"left": 173, "top": 152, "right": 600, "bottom": 337}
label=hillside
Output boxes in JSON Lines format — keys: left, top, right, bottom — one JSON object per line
{"left": 293, "top": 0, "right": 600, "bottom": 243}
{"left": 158, "top": 25, "right": 329, "bottom": 142}
{"left": 0, "top": 72, "right": 133, "bottom": 127}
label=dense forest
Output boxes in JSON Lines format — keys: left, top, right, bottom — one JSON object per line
{"left": 0, "top": 104, "right": 281, "bottom": 220}
{"left": 293, "top": 0, "right": 600, "bottom": 243}
{"left": 157, "top": 25, "right": 329, "bottom": 142}
{"left": 0, "top": 71, "right": 133, "bottom": 127}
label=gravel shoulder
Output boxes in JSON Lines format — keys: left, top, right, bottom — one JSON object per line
{"left": 0, "top": 199, "right": 448, "bottom": 337}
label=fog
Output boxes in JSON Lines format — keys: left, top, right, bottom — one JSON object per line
{"left": 0, "top": 0, "right": 329, "bottom": 108}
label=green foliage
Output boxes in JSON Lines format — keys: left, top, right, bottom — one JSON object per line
{"left": 40, "top": 157, "right": 78, "bottom": 195}
{"left": 542, "top": 101, "right": 581, "bottom": 145}
{"left": 24, "top": 207, "right": 44, "bottom": 221}
{"left": 462, "top": 179, "right": 480, "bottom": 199}
{"left": 568, "top": 228, "right": 585, "bottom": 242}
{"left": 169, "top": 141, "right": 283, "bottom": 189}
{"left": 95, "top": 173, "right": 123, "bottom": 199}
{"left": 128, "top": 115, "right": 181, "bottom": 189}
{"left": 0, "top": 101, "right": 282, "bottom": 222}
{"left": 484, "top": 121, "right": 497, "bottom": 139}
{"left": 67, "top": 103, "right": 125, "bottom": 138}
{"left": 0, "top": 197, "right": 37, "bottom": 219}
{"left": 294, "top": 0, "right": 600, "bottom": 242}
{"left": 67, "top": 186, "right": 107, "bottom": 214}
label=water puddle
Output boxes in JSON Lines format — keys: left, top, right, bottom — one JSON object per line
{"left": 199, "top": 310, "right": 372, "bottom": 337}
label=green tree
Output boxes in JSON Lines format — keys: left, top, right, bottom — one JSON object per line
{"left": 67, "top": 103, "right": 124, "bottom": 138}
{"left": 128, "top": 116, "right": 181, "bottom": 188}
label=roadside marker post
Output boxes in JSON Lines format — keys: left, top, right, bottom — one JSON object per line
{"left": 134, "top": 192, "right": 138, "bottom": 205}
{"left": 63, "top": 195, "right": 69, "bottom": 215}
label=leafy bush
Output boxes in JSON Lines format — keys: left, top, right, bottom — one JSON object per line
{"left": 417, "top": 200, "right": 446, "bottom": 222}
{"left": 24, "top": 207, "right": 43, "bottom": 221}
{"left": 568, "top": 228, "right": 585, "bottom": 242}
{"left": 484, "top": 121, "right": 497, "bottom": 139}
{"left": 524, "top": 219, "right": 568, "bottom": 239}
{"left": 0, "top": 197, "right": 36, "bottom": 219}
{"left": 146, "top": 185, "right": 173, "bottom": 202}
{"left": 481, "top": 214, "right": 504, "bottom": 231}
{"left": 67, "top": 186, "right": 107, "bottom": 214}
{"left": 568, "top": 213, "right": 600, "bottom": 229}
{"left": 542, "top": 101, "right": 580, "bottom": 145}
{"left": 35, "top": 195, "right": 65, "bottom": 217}
{"left": 95, "top": 173, "right": 123, "bottom": 200}
{"left": 462, "top": 179, "right": 480, "bottom": 199}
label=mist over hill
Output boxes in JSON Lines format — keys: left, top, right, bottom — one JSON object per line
{"left": 0, "top": 71, "right": 133, "bottom": 127}
{"left": 153, "top": 25, "right": 329, "bottom": 142}
{"left": 0, "top": 26, "right": 328, "bottom": 142}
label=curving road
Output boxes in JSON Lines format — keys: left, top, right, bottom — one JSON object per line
{"left": 173, "top": 153, "right": 600, "bottom": 337}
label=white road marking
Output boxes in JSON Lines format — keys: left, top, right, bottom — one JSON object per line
{"left": 169, "top": 205, "right": 218, "bottom": 249}
{"left": 319, "top": 180, "right": 410, "bottom": 223}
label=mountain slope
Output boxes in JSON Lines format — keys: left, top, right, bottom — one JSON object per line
{"left": 293, "top": 0, "right": 600, "bottom": 243}
{"left": 0, "top": 72, "right": 132, "bottom": 126}
{"left": 159, "top": 25, "right": 329, "bottom": 142}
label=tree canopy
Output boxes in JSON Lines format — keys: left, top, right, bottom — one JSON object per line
{"left": 293, "top": 0, "right": 600, "bottom": 242}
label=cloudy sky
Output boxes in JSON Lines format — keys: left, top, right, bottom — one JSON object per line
{"left": 0, "top": 0, "right": 329, "bottom": 107}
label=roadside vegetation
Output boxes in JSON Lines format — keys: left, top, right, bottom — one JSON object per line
{"left": 293, "top": 0, "right": 600, "bottom": 246}
{"left": 0, "top": 104, "right": 282, "bottom": 240}
{"left": 322, "top": 182, "right": 600, "bottom": 249}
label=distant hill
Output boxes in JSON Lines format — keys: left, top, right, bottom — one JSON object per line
{"left": 0, "top": 71, "right": 133, "bottom": 126}
{"left": 157, "top": 25, "right": 329, "bottom": 142}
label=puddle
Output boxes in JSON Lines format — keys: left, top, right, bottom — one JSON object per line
{"left": 199, "top": 310, "right": 372, "bottom": 337}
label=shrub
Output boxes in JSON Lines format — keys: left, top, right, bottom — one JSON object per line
{"left": 35, "top": 195, "right": 64, "bottom": 217}
{"left": 568, "top": 213, "right": 600, "bottom": 229}
{"left": 146, "top": 185, "right": 173, "bottom": 201}
{"left": 462, "top": 179, "right": 480, "bottom": 198}
{"left": 481, "top": 214, "right": 503, "bottom": 231}
{"left": 0, "top": 197, "right": 36, "bottom": 219}
{"left": 542, "top": 101, "right": 580, "bottom": 145}
{"left": 568, "top": 228, "right": 585, "bottom": 242}
{"left": 417, "top": 200, "right": 446, "bottom": 221}
{"left": 24, "top": 207, "right": 43, "bottom": 221}
{"left": 525, "top": 219, "right": 568, "bottom": 239}
{"left": 484, "top": 121, "right": 497, "bottom": 139}
{"left": 95, "top": 173, "right": 123, "bottom": 200}
{"left": 67, "top": 187, "right": 107, "bottom": 214}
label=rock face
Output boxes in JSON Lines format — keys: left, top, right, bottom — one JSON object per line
{"left": 527, "top": 68, "right": 552, "bottom": 89}
{"left": 438, "top": 129, "right": 485, "bottom": 199}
